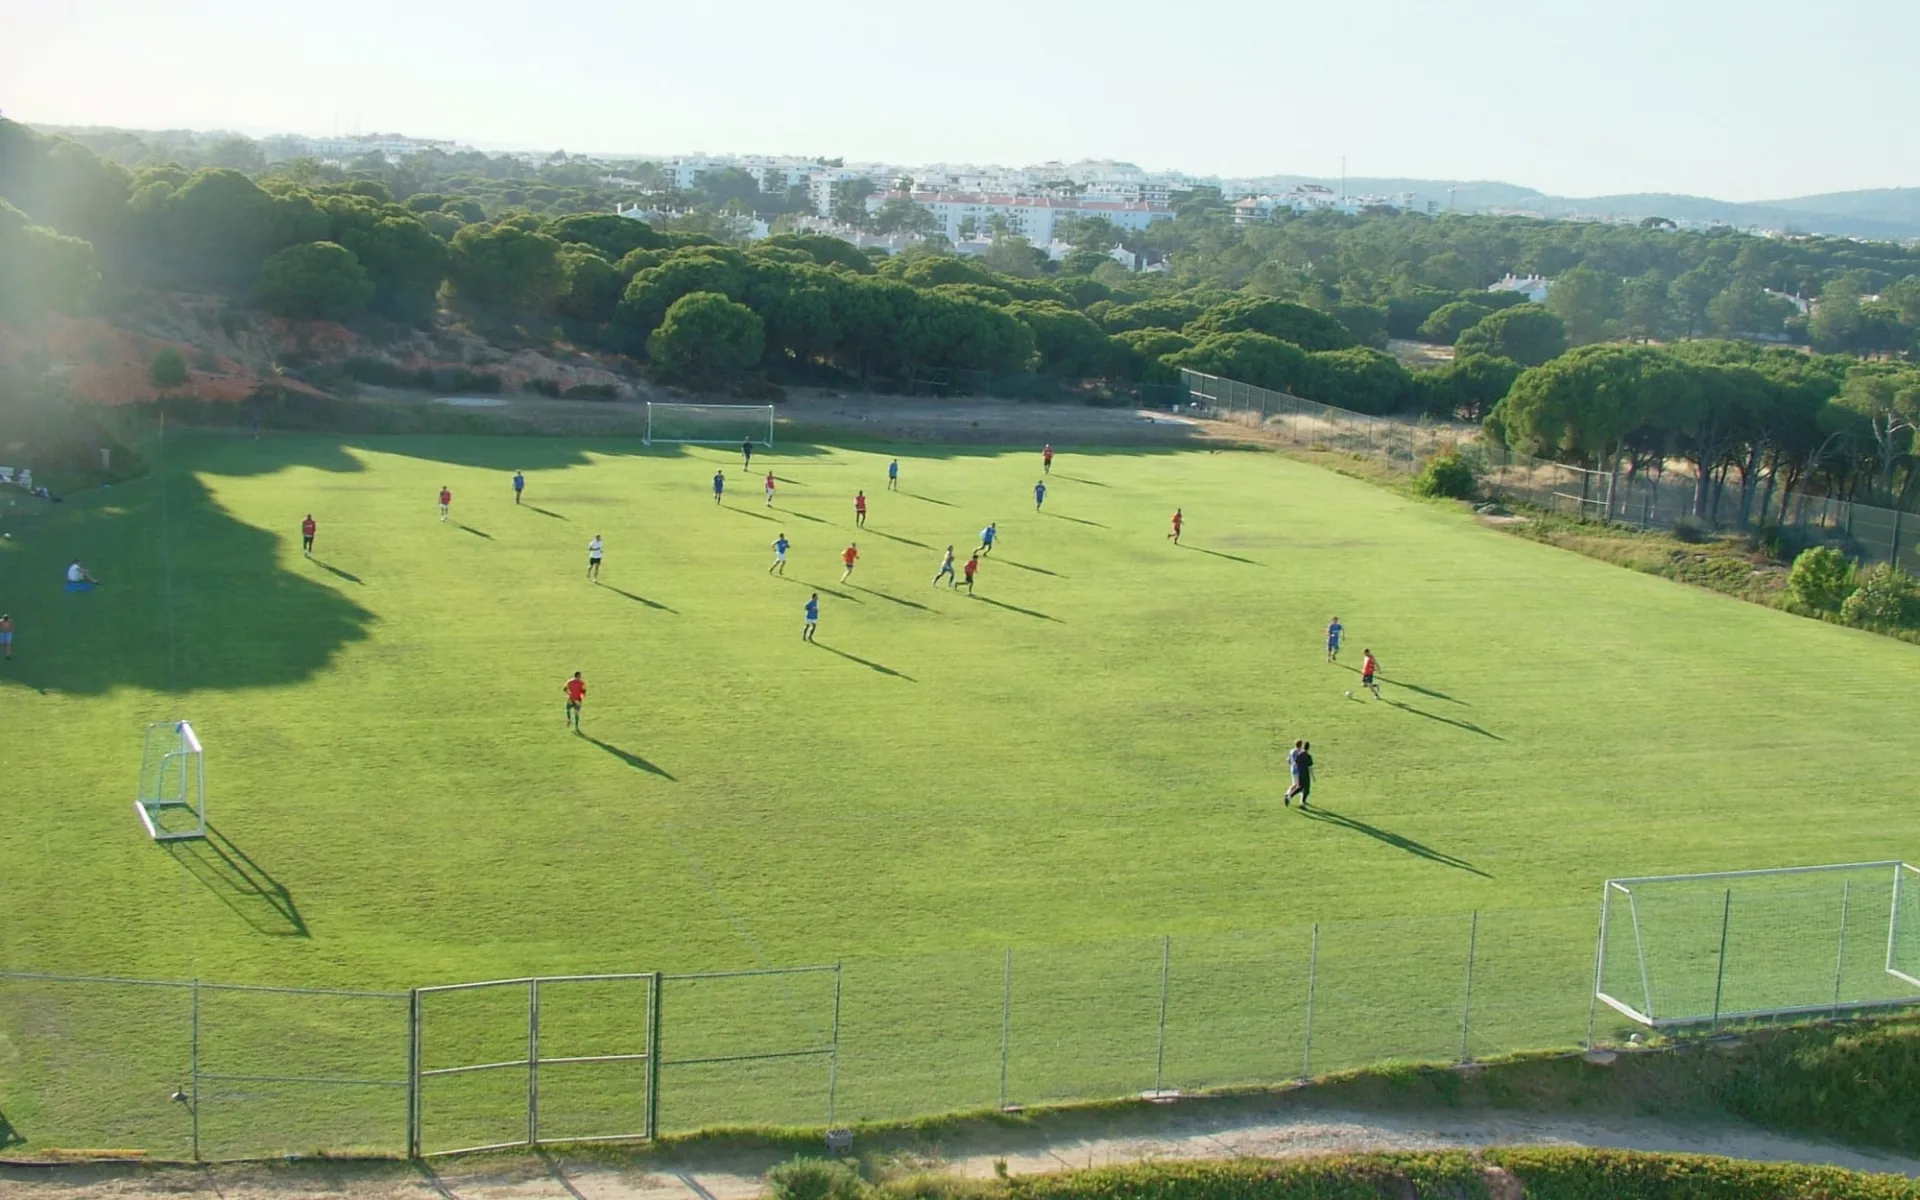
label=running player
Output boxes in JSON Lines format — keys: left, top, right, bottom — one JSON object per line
{"left": 588, "top": 534, "right": 604, "bottom": 580}
{"left": 840, "top": 541, "right": 859, "bottom": 581}
{"left": 1042, "top": 443, "right": 1054, "bottom": 474}
{"left": 976, "top": 522, "right": 997, "bottom": 556}
{"left": 438, "top": 485, "right": 452, "bottom": 521}
{"left": 1167, "top": 508, "right": 1182, "bottom": 544}
{"left": 803, "top": 593, "right": 819, "bottom": 641}
{"left": 513, "top": 470, "right": 525, "bottom": 504}
{"left": 1361, "top": 649, "right": 1382, "bottom": 699}
{"left": 887, "top": 459, "right": 899, "bottom": 491}
{"left": 961, "top": 552, "right": 980, "bottom": 594}
{"left": 854, "top": 490, "right": 868, "bottom": 528}
{"left": 765, "top": 471, "right": 777, "bottom": 507}
{"left": 1325, "top": 617, "right": 1343, "bottom": 662}
{"left": 931, "top": 545, "right": 956, "bottom": 587}
{"left": 0, "top": 613, "right": 12, "bottom": 660}
{"left": 301, "top": 514, "right": 316, "bottom": 557}
{"left": 1283, "top": 740, "right": 1304, "bottom": 806}
{"left": 563, "top": 672, "right": 586, "bottom": 731}
{"left": 1033, "top": 480, "right": 1047, "bottom": 511}
{"left": 712, "top": 470, "right": 725, "bottom": 504}
{"left": 770, "top": 532, "right": 790, "bottom": 575}
{"left": 742, "top": 436, "right": 755, "bottom": 470}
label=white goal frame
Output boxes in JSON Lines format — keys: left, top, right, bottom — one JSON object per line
{"left": 643, "top": 403, "right": 775, "bottom": 447}
{"left": 1591, "top": 861, "right": 1920, "bottom": 1033}
{"left": 135, "top": 719, "right": 206, "bottom": 842}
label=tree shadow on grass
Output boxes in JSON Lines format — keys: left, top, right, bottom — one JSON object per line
{"left": 871, "top": 529, "right": 933, "bottom": 550}
{"left": 585, "top": 734, "right": 676, "bottom": 780}
{"left": 1000, "top": 559, "right": 1063, "bottom": 578}
{"left": 314, "top": 561, "right": 362, "bottom": 584}
{"left": 1182, "top": 544, "right": 1257, "bottom": 564}
{"left": 596, "top": 582, "right": 677, "bottom": 613}
{"left": 165, "top": 824, "right": 309, "bottom": 936}
{"left": 1389, "top": 699, "right": 1500, "bottom": 739}
{"left": 856, "top": 586, "right": 930, "bottom": 611}
{"left": 1302, "top": 807, "right": 1491, "bottom": 877}
{"left": 522, "top": 505, "right": 567, "bottom": 520}
{"left": 0, "top": 1110, "right": 19, "bottom": 1149}
{"left": 1052, "top": 514, "right": 1107, "bottom": 528}
{"left": 455, "top": 524, "right": 491, "bottom": 539}
{"left": 974, "top": 595, "right": 1061, "bottom": 622}
{"left": 817, "top": 643, "right": 914, "bottom": 680}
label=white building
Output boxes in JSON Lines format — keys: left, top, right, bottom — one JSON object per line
{"left": 1488, "top": 274, "right": 1552, "bottom": 304}
{"left": 294, "top": 134, "right": 457, "bottom": 163}
{"left": 1231, "top": 186, "right": 1418, "bottom": 223}
{"left": 865, "top": 191, "right": 1171, "bottom": 245}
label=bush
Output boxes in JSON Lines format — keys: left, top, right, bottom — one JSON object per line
{"left": 1672, "top": 515, "right": 1712, "bottom": 544}
{"left": 1412, "top": 452, "right": 1477, "bottom": 500}
{"left": 150, "top": 347, "right": 188, "bottom": 389}
{"left": 525, "top": 378, "right": 563, "bottom": 398}
{"left": 565, "top": 383, "right": 621, "bottom": 401}
{"left": 1842, "top": 563, "right": 1918, "bottom": 629}
{"left": 1714, "top": 1020, "right": 1920, "bottom": 1154}
{"left": 1789, "top": 546, "right": 1855, "bottom": 613}
{"left": 766, "top": 1158, "right": 868, "bottom": 1200}
{"left": 1488, "top": 1147, "right": 1920, "bottom": 1199}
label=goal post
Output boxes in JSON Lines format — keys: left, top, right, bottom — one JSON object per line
{"left": 135, "top": 719, "right": 206, "bottom": 841}
{"left": 644, "top": 403, "right": 775, "bottom": 448}
{"left": 1592, "top": 862, "right": 1920, "bottom": 1032}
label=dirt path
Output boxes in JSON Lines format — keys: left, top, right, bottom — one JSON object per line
{"left": 8, "top": 1105, "right": 1918, "bottom": 1200}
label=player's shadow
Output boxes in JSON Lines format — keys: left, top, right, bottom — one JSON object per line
{"left": 1054, "top": 474, "right": 1108, "bottom": 487}
{"left": 596, "top": 583, "right": 676, "bottom": 613}
{"left": 1182, "top": 545, "right": 1256, "bottom": 564}
{"left": 817, "top": 643, "right": 914, "bottom": 681}
{"left": 1389, "top": 700, "right": 1501, "bottom": 740}
{"left": 585, "top": 735, "right": 676, "bottom": 780}
{"left": 785, "top": 511, "right": 830, "bottom": 524}
{"left": 794, "top": 579, "right": 861, "bottom": 603}
{"left": 1001, "top": 559, "right": 1063, "bottom": 578}
{"left": 1302, "top": 807, "right": 1491, "bottom": 877}
{"left": 165, "top": 825, "right": 309, "bottom": 937}
{"left": 314, "top": 561, "right": 362, "bottom": 584}
{"left": 731, "top": 507, "right": 779, "bottom": 522}
{"left": 1332, "top": 664, "right": 1463, "bottom": 704}
{"left": 1052, "top": 514, "right": 1107, "bottom": 528}
{"left": 522, "top": 505, "right": 567, "bottom": 520}
{"left": 974, "top": 595, "right": 1061, "bottom": 622}
{"left": 905, "top": 493, "right": 954, "bottom": 506}
{"left": 871, "top": 529, "right": 932, "bottom": 550}
{"left": 455, "top": 524, "right": 492, "bottom": 539}
{"left": 855, "top": 586, "right": 930, "bottom": 611}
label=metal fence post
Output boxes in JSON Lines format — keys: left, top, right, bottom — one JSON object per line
{"left": 407, "top": 988, "right": 422, "bottom": 1157}
{"left": 1154, "top": 935, "right": 1171, "bottom": 1092}
{"left": 1302, "top": 923, "right": 1318, "bottom": 1080}
{"left": 190, "top": 978, "right": 201, "bottom": 1162}
{"left": 1459, "top": 912, "right": 1479, "bottom": 1064}
{"left": 827, "top": 962, "right": 842, "bottom": 1127}
{"left": 1710, "top": 889, "right": 1733, "bottom": 1031}
{"left": 527, "top": 979, "right": 540, "bottom": 1146}
{"left": 998, "top": 948, "right": 1012, "bottom": 1110}
{"left": 644, "top": 971, "right": 662, "bottom": 1140}
{"left": 1832, "top": 881, "right": 1852, "bottom": 1018}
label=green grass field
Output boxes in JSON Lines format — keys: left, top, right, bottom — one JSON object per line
{"left": 3, "top": 431, "right": 1920, "bottom": 1157}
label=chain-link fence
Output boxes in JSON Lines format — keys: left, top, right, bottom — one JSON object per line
{"left": 1180, "top": 369, "right": 1920, "bottom": 571}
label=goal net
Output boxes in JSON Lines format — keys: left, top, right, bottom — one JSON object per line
{"left": 644, "top": 403, "right": 775, "bottom": 447}
{"left": 135, "top": 719, "right": 206, "bottom": 841}
{"left": 1594, "top": 862, "right": 1920, "bottom": 1030}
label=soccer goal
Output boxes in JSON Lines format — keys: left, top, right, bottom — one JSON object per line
{"left": 644, "top": 403, "right": 775, "bottom": 447}
{"left": 1592, "top": 862, "right": 1920, "bottom": 1032}
{"left": 135, "top": 719, "right": 206, "bottom": 841}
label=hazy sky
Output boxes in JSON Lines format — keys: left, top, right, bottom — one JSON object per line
{"left": 5, "top": 0, "right": 1915, "bottom": 201}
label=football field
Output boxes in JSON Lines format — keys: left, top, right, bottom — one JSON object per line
{"left": 2, "top": 431, "right": 1919, "bottom": 1151}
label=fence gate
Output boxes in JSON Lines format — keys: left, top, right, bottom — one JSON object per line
{"left": 411, "top": 973, "right": 658, "bottom": 1156}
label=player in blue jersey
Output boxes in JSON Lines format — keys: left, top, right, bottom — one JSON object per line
{"left": 975, "top": 522, "right": 997, "bottom": 556}
{"left": 770, "top": 533, "right": 790, "bottom": 575}
{"left": 803, "top": 593, "right": 819, "bottom": 641}
{"left": 512, "top": 469, "right": 525, "bottom": 504}
{"left": 1033, "top": 480, "right": 1047, "bottom": 511}
{"left": 887, "top": 458, "right": 899, "bottom": 491}
{"left": 712, "top": 470, "right": 725, "bottom": 504}
{"left": 1325, "top": 616, "right": 1343, "bottom": 663}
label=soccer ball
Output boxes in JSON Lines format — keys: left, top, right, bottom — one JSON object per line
{"left": 1345, "top": 689, "right": 1353, "bottom": 698}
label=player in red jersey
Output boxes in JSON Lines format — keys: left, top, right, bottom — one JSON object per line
{"left": 563, "top": 672, "right": 586, "bottom": 731}
{"left": 1360, "top": 649, "right": 1382, "bottom": 699}
{"left": 840, "top": 542, "right": 859, "bottom": 581}
{"left": 854, "top": 490, "right": 868, "bottom": 528}
{"left": 961, "top": 552, "right": 979, "bottom": 594}
{"left": 1042, "top": 444, "right": 1054, "bottom": 473}
{"left": 438, "top": 486, "right": 452, "bottom": 522}
{"left": 1167, "top": 508, "right": 1183, "bottom": 544}
{"left": 301, "top": 514, "right": 317, "bottom": 557}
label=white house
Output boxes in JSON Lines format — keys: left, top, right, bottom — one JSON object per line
{"left": 865, "top": 191, "right": 1172, "bottom": 245}
{"left": 1487, "top": 274, "right": 1552, "bottom": 304}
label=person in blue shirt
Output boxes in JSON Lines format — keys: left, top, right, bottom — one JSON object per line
{"left": 975, "top": 522, "right": 997, "bottom": 556}
{"left": 741, "top": 437, "right": 755, "bottom": 470}
{"left": 802, "top": 593, "right": 819, "bottom": 642}
{"left": 887, "top": 458, "right": 899, "bottom": 491}
{"left": 770, "top": 533, "right": 790, "bottom": 576}
{"left": 1033, "top": 480, "right": 1047, "bottom": 511}
{"left": 712, "top": 470, "right": 725, "bottom": 504}
{"left": 512, "top": 470, "right": 525, "bottom": 504}
{"left": 1325, "top": 616, "right": 1344, "bottom": 663}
